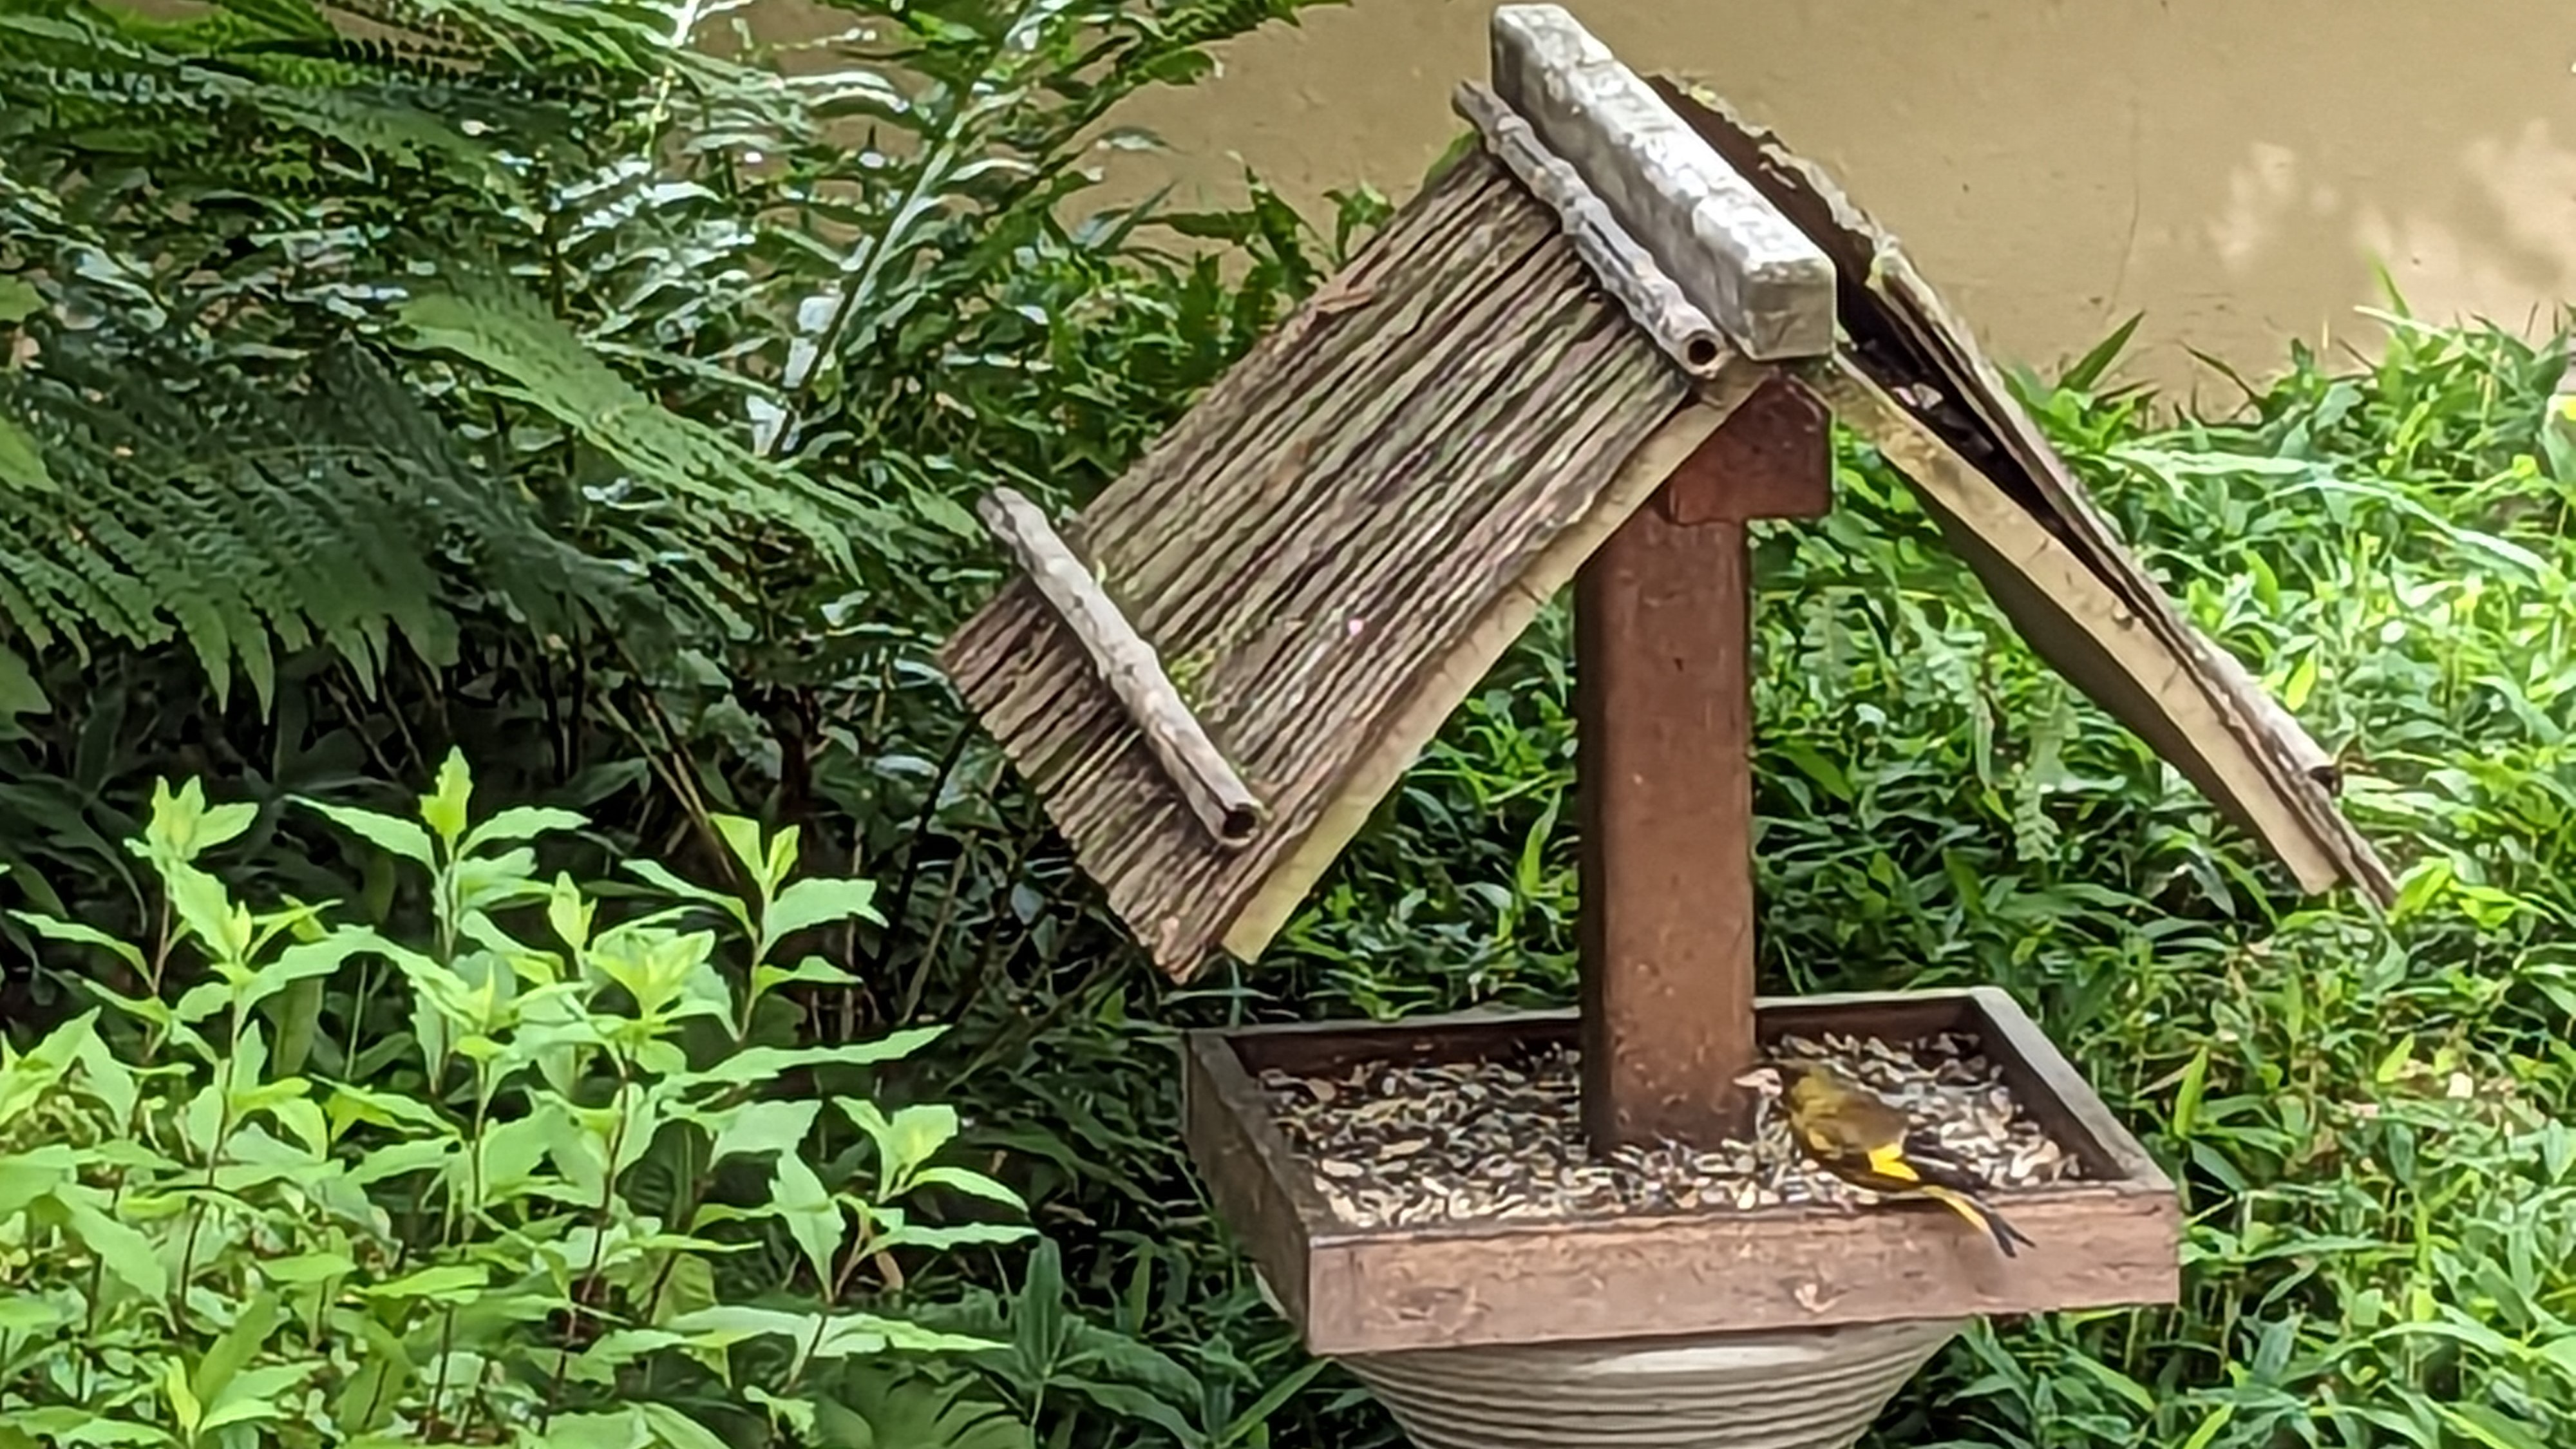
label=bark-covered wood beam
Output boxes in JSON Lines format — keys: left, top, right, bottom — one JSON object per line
{"left": 976, "top": 486, "right": 1267, "bottom": 851}
{"left": 1488, "top": 3, "right": 1835, "bottom": 361}
{"left": 1452, "top": 80, "right": 1726, "bottom": 378}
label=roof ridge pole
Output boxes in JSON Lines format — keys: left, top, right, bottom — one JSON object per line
{"left": 1489, "top": 3, "right": 1835, "bottom": 360}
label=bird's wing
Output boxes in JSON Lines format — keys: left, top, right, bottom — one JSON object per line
{"left": 1832, "top": 1121, "right": 1995, "bottom": 1196}
{"left": 1795, "top": 1113, "right": 1922, "bottom": 1184}
{"left": 1861, "top": 1139, "right": 1922, "bottom": 1184}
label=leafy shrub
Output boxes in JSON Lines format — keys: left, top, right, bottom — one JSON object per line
{"left": 0, "top": 753, "right": 1025, "bottom": 1445}
{"left": 0, "top": 0, "right": 1350, "bottom": 978}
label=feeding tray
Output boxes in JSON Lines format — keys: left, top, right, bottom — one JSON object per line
{"left": 1182, "top": 988, "right": 2176, "bottom": 1356}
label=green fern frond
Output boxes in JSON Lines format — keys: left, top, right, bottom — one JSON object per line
{"left": 0, "top": 309, "right": 663, "bottom": 712}
{"left": 389, "top": 270, "right": 904, "bottom": 574}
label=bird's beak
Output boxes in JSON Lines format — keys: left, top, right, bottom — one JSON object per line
{"left": 1730, "top": 1067, "right": 1773, "bottom": 1091}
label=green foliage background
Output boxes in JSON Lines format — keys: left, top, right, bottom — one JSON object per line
{"left": 5, "top": 0, "right": 2575, "bottom": 1445}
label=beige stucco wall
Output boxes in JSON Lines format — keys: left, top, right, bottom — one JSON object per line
{"left": 1028, "top": 0, "right": 2576, "bottom": 397}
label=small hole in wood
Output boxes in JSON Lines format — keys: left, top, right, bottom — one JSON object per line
{"left": 1684, "top": 335, "right": 1723, "bottom": 370}
{"left": 1219, "top": 806, "right": 1263, "bottom": 846}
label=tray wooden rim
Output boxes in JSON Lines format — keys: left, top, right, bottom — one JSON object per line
{"left": 1182, "top": 988, "right": 2181, "bottom": 1354}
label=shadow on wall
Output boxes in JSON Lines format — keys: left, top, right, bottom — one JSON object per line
{"left": 749, "top": 0, "right": 2576, "bottom": 396}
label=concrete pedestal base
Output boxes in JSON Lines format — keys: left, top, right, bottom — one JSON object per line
{"left": 1341, "top": 1317, "right": 1965, "bottom": 1449}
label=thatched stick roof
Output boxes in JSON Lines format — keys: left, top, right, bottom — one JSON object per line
{"left": 941, "top": 150, "right": 1764, "bottom": 976}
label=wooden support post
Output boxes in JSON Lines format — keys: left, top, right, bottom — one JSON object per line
{"left": 1578, "top": 376, "right": 1831, "bottom": 1151}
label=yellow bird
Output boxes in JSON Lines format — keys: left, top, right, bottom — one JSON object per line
{"left": 1733, "top": 1061, "right": 2035, "bottom": 1258}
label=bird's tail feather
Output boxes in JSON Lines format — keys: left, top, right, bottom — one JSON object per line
{"left": 1920, "top": 1184, "right": 2034, "bottom": 1258}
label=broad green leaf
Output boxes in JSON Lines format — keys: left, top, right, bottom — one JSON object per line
{"left": 840, "top": 1099, "right": 960, "bottom": 1192}
{"left": 0, "top": 1010, "right": 98, "bottom": 1129}
{"left": 359, "top": 1262, "right": 487, "bottom": 1303}
{"left": 769, "top": 1155, "right": 842, "bottom": 1287}
{"left": 762, "top": 876, "right": 881, "bottom": 948}
{"left": 0, "top": 412, "right": 46, "bottom": 489}
{"left": 634, "top": 1403, "right": 734, "bottom": 1449}
{"left": 813, "top": 1313, "right": 997, "bottom": 1358}
{"left": 534, "top": 1411, "right": 652, "bottom": 1449}
{"left": 743, "top": 1388, "right": 819, "bottom": 1440}
{"left": 327, "top": 1083, "right": 453, "bottom": 1138}
{"left": 462, "top": 804, "right": 589, "bottom": 854}
{"left": 162, "top": 861, "right": 248, "bottom": 964}
{"left": 547, "top": 871, "right": 596, "bottom": 952}
{"left": 72, "top": 1019, "right": 141, "bottom": 1128}
{"left": 192, "top": 1291, "right": 281, "bottom": 1408}
{"left": 2061, "top": 1352, "right": 2154, "bottom": 1412}
{"left": 569, "top": 1329, "right": 690, "bottom": 1385}
{"left": 905, "top": 1164, "right": 1029, "bottom": 1211}
{"left": 1220, "top": 1357, "right": 1331, "bottom": 1446}
{"left": 199, "top": 1360, "right": 316, "bottom": 1430}
{"left": 707, "top": 1098, "right": 820, "bottom": 1168}
{"left": 667, "top": 1304, "right": 991, "bottom": 1359}
{"left": 299, "top": 800, "right": 435, "bottom": 869}
{"left": 163, "top": 1357, "right": 203, "bottom": 1435}
{"left": 751, "top": 956, "right": 858, "bottom": 999}
{"left": 621, "top": 857, "right": 735, "bottom": 906}
{"left": 55, "top": 1184, "right": 167, "bottom": 1296}
{"left": 238, "top": 933, "right": 373, "bottom": 1014}
{"left": 7, "top": 913, "right": 147, "bottom": 973}
{"left": 2171, "top": 1045, "right": 2208, "bottom": 1136}
{"left": 24, "top": 1412, "right": 175, "bottom": 1446}
{"left": 263, "top": 1251, "right": 358, "bottom": 1285}
{"left": 140, "top": 777, "right": 254, "bottom": 861}
{"left": 0, "top": 1146, "right": 75, "bottom": 1215}
{"left": 872, "top": 1222, "right": 1035, "bottom": 1254}
{"left": 0, "top": 1294, "right": 71, "bottom": 1336}
{"left": 764, "top": 822, "right": 800, "bottom": 891}
{"left": 2441, "top": 1404, "right": 2549, "bottom": 1449}
{"left": 0, "top": 643, "right": 44, "bottom": 719}
{"left": 667, "top": 1302, "right": 819, "bottom": 1349}
{"left": 712, "top": 814, "right": 768, "bottom": 889}
{"left": 420, "top": 748, "right": 474, "bottom": 846}
{"left": 683, "top": 1029, "right": 945, "bottom": 1089}
{"left": 2177, "top": 1403, "right": 2237, "bottom": 1449}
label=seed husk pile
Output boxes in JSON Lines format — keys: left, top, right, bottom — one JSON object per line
{"left": 1256, "top": 1032, "right": 2081, "bottom": 1229}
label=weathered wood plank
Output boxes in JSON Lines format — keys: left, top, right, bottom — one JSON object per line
{"left": 1653, "top": 78, "right": 2393, "bottom": 905}
{"left": 1577, "top": 488, "right": 1761, "bottom": 1150}
{"left": 1575, "top": 390, "right": 1830, "bottom": 1153}
{"left": 941, "top": 149, "right": 1696, "bottom": 978}
{"left": 1222, "top": 377, "right": 1766, "bottom": 962}
{"left": 1810, "top": 356, "right": 2349, "bottom": 893}
{"left": 1489, "top": 4, "right": 1835, "bottom": 360}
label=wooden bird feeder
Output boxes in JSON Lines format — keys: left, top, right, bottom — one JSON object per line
{"left": 941, "top": 8, "right": 2389, "bottom": 1445}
